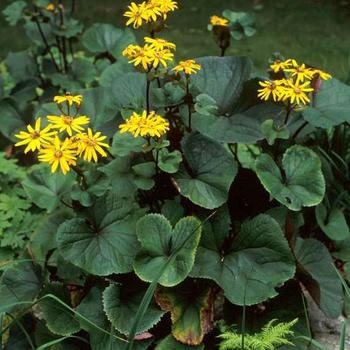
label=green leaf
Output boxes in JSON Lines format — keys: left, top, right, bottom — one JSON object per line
{"left": 0, "top": 99, "right": 25, "bottom": 141}
{"left": 82, "top": 23, "right": 135, "bottom": 57}
{"left": 40, "top": 284, "right": 81, "bottom": 336}
{"left": 132, "top": 162, "right": 156, "bottom": 190}
{"left": 22, "top": 165, "right": 75, "bottom": 213}
{"left": 155, "top": 281, "right": 215, "bottom": 345}
{"left": 103, "top": 282, "right": 164, "bottom": 335}
{"left": 110, "top": 132, "right": 145, "bottom": 157}
{"left": 302, "top": 79, "right": 350, "bottom": 128}
{"left": 2, "top": 1, "right": 26, "bottom": 26}
{"left": 134, "top": 214, "right": 202, "bottom": 287}
{"left": 5, "top": 51, "right": 38, "bottom": 83}
{"left": 57, "top": 192, "right": 141, "bottom": 275}
{"left": 100, "top": 61, "right": 133, "bottom": 89}
{"left": 255, "top": 145, "right": 325, "bottom": 211}
{"left": 261, "top": 119, "right": 290, "bottom": 145}
{"left": 156, "top": 336, "right": 204, "bottom": 350}
{"left": 0, "top": 262, "right": 41, "bottom": 313}
{"left": 316, "top": 204, "right": 350, "bottom": 241}
{"left": 191, "top": 57, "right": 251, "bottom": 115}
{"left": 191, "top": 214, "right": 295, "bottom": 305}
{"left": 174, "top": 132, "right": 237, "bottom": 209}
{"left": 294, "top": 238, "right": 343, "bottom": 318}
{"left": 156, "top": 149, "right": 182, "bottom": 174}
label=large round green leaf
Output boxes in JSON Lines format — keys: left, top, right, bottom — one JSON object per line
{"left": 255, "top": 145, "right": 325, "bottom": 211}
{"left": 82, "top": 23, "right": 135, "bottom": 57}
{"left": 22, "top": 165, "right": 75, "bottom": 213}
{"left": 40, "top": 284, "right": 81, "bottom": 336}
{"left": 174, "top": 132, "right": 237, "bottom": 209}
{"left": 191, "top": 56, "right": 251, "bottom": 115}
{"left": 103, "top": 283, "right": 164, "bottom": 335}
{"left": 156, "top": 335, "right": 204, "bottom": 350}
{"left": 0, "top": 262, "right": 41, "bottom": 313}
{"left": 302, "top": 78, "right": 350, "bottom": 128}
{"left": 155, "top": 281, "right": 215, "bottom": 345}
{"left": 191, "top": 214, "right": 295, "bottom": 306}
{"left": 5, "top": 51, "right": 38, "bottom": 83}
{"left": 294, "top": 238, "right": 343, "bottom": 318}
{"left": 57, "top": 192, "right": 142, "bottom": 275}
{"left": 134, "top": 214, "right": 201, "bottom": 287}
{"left": 0, "top": 99, "right": 25, "bottom": 141}
{"left": 316, "top": 204, "right": 350, "bottom": 241}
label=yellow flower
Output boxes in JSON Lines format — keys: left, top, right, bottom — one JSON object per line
{"left": 148, "top": 48, "right": 174, "bottom": 68}
{"left": 284, "top": 60, "right": 314, "bottom": 83}
{"left": 311, "top": 69, "right": 332, "bottom": 80}
{"left": 284, "top": 80, "right": 314, "bottom": 105}
{"left": 46, "top": 3, "right": 55, "bottom": 11}
{"left": 38, "top": 136, "right": 77, "bottom": 175}
{"left": 124, "top": 1, "right": 149, "bottom": 28}
{"left": 173, "top": 59, "right": 201, "bottom": 75}
{"left": 78, "top": 128, "right": 109, "bottom": 162}
{"left": 122, "top": 44, "right": 143, "bottom": 59}
{"left": 144, "top": 37, "right": 176, "bottom": 50}
{"left": 144, "top": 1, "right": 163, "bottom": 21}
{"left": 154, "top": 0, "right": 178, "bottom": 18}
{"left": 270, "top": 59, "right": 292, "bottom": 73}
{"left": 210, "top": 15, "right": 229, "bottom": 27}
{"left": 129, "top": 45, "right": 154, "bottom": 70}
{"left": 47, "top": 115, "right": 90, "bottom": 136}
{"left": 15, "top": 118, "right": 56, "bottom": 154}
{"left": 257, "top": 80, "right": 287, "bottom": 102}
{"left": 119, "top": 110, "right": 170, "bottom": 138}
{"left": 54, "top": 94, "right": 83, "bottom": 106}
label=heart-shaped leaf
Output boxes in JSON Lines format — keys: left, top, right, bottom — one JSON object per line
{"left": 174, "top": 132, "right": 237, "bottom": 209}
{"left": 316, "top": 204, "right": 350, "bottom": 241}
{"left": 255, "top": 145, "right": 325, "bottom": 211}
{"left": 155, "top": 335, "right": 204, "bottom": 350}
{"left": 191, "top": 214, "right": 295, "bottom": 305}
{"left": 294, "top": 238, "right": 343, "bottom": 318}
{"left": 302, "top": 78, "right": 350, "bottom": 128}
{"left": 103, "top": 282, "right": 164, "bottom": 335}
{"left": 155, "top": 281, "right": 215, "bottom": 345}
{"left": 191, "top": 56, "right": 251, "bottom": 115}
{"left": 57, "top": 192, "right": 142, "bottom": 275}
{"left": 261, "top": 119, "right": 290, "bottom": 145}
{"left": 134, "top": 214, "right": 201, "bottom": 287}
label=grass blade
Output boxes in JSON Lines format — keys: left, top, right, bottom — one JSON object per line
{"left": 36, "top": 335, "right": 89, "bottom": 350}
{"left": 333, "top": 264, "right": 350, "bottom": 298}
{"left": 339, "top": 320, "right": 347, "bottom": 350}
{"left": 296, "top": 336, "right": 330, "bottom": 350}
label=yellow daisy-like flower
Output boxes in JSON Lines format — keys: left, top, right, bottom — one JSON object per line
{"left": 78, "top": 128, "right": 109, "bottom": 162}
{"left": 46, "top": 3, "right": 55, "bottom": 11}
{"left": 284, "top": 60, "right": 314, "bottom": 83}
{"left": 124, "top": 1, "right": 149, "bottom": 28}
{"left": 155, "top": 0, "right": 178, "bottom": 18}
{"left": 15, "top": 118, "right": 56, "bottom": 154}
{"left": 119, "top": 110, "right": 170, "bottom": 138}
{"left": 284, "top": 80, "right": 314, "bottom": 105}
{"left": 144, "top": 37, "right": 176, "bottom": 50}
{"left": 311, "top": 69, "right": 332, "bottom": 81}
{"left": 38, "top": 136, "right": 77, "bottom": 175}
{"left": 148, "top": 48, "right": 174, "bottom": 68}
{"left": 47, "top": 115, "right": 90, "bottom": 136}
{"left": 122, "top": 44, "right": 143, "bottom": 59}
{"left": 210, "top": 15, "right": 229, "bottom": 27}
{"left": 270, "top": 59, "right": 292, "bottom": 73}
{"left": 54, "top": 94, "right": 83, "bottom": 106}
{"left": 257, "top": 80, "right": 287, "bottom": 102}
{"left": 144, "top": 1, "right": 163, "bottom": 21}
{"left": 129, "top": 45, "right": 154, "bottom": 70}
{"left": 173, "top": 59, "right": 201, "bottom": 75}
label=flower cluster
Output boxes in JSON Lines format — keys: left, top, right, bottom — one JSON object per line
{"left": 123, "top": 37, "right": 176, "bottom": 70}
{"left": 124, "top": 0, "right": 178, "bottom": 29}
{"left": 119, "top": 110, "right": 170, "bottom": 138}
{"left": 258, "top": 59, "right": 332, "bottom": 106}
{"left": 210, "top": 15, "right": 229, "bottom": 27}
{"left": 15, "top": 94, "right": 109, "bottom": 174}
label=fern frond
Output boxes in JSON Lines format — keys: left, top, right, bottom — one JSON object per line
{"left": 218, "top": 318, "right": 298, "bottom": 350}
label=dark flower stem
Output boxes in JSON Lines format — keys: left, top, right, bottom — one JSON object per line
{"left": 146, "top": 77, "right": 151, "bottom": 113}
{"left": 72, "top": 165, "right": 88, "bottom": 190}
{"left": 186, "top": 77, "right": 192, "bottom": 132}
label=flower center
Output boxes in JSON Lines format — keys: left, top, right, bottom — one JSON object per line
{"left": 55, "top": 150, "right": 63, "bottom": 158}
{"left": 31, "top": 131, "right": 40, "bottom": 139}
{"left": 294, "top": 87, "right": 302, "bottom": 94}
{"left": 86, "top": 139, "right": 96, "bottom": 147}
{"left": 63, "top": 116, "right": 73, "bottom": 125}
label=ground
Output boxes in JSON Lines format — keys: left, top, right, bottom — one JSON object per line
{"left": 1, "top": 0, "right": 350, "bottom": 80}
